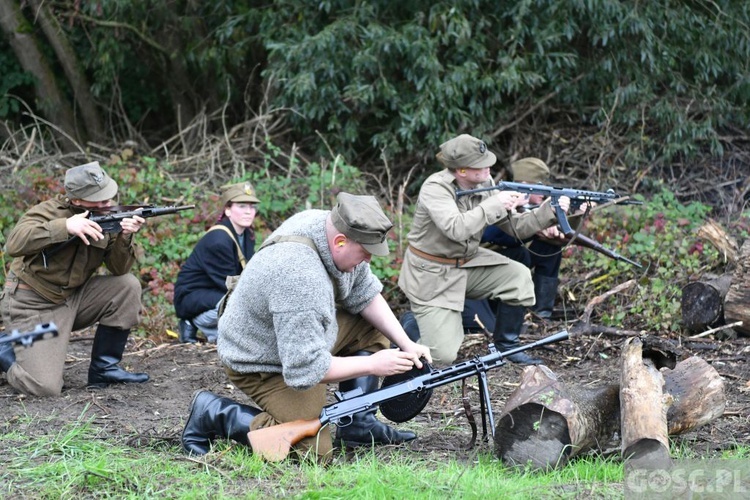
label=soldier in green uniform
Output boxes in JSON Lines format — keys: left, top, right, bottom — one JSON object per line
{"left": 398, "top": 135, "right": 571, "bottom": 365}
{"left": 0, "top": 162, "right": 149, "bottom": 396}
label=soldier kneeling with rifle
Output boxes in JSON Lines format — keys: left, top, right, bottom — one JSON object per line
{"left": 181, "top": 193, "right": 431, "bottom": 460}
{"left": 0, "top": 162, "right": 159, "bottom": 396}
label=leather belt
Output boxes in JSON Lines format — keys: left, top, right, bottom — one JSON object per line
{"left": 408, "top": 245, "right": 470, "bottom": 268}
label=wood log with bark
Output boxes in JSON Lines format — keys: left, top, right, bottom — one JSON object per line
{"left": 619, "top": 336, "right": 672, "bottom": 469}
{"left": 494, "top": 338, "right": 726, "bottom": 470}
{"left": 681, "top": 274, "right": 732, "bottom": 333}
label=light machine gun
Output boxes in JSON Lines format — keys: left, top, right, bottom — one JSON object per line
{"left": 247, "top": 330, "right": 569, "bottom": 461}
{"left": 1, "top": 323, "right": 59, "bottom": 347}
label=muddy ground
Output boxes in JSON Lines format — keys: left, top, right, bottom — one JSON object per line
{"left": 1, "top": 319, "right": 748, "bottom": 469}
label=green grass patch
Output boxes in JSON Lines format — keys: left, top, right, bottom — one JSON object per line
{"left": 0, "top": 413, "right": 626, "bottom": 499}
{"left": 4, "top": 414, "right": 747, "bottom": 498}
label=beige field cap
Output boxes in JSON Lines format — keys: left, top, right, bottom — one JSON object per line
{"left": 510, "top": 158, "right": 550, "bottom": 184}
{"left": 220, "top": 182, "right": 260, "bottom": 206}
{"left": 330, "top": 192, "right": 393, "bottom": 256}
{"left": 64, "top": 161, "right": 118, "bottom": 202}
{"left": 436, "top": 134, "right": 497, "bottom": 170}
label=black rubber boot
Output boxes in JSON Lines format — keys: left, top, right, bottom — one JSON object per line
{"left": 336, "top": 351, "right": 417, "bottom": 447}
{"left": 493, "top": 303, "right": 542, "bottom": 365}
{"left": 0, "top": 336, "right": 16, "bottom": 373}
{"left": 399, "top": 311, "right": 421, "bottom": 343}
{"left": 88, "top": 325, "right": 150, "bottom": 387}
{"left": 178, "top": 318, "right": 198, "bottom": 344}
{"left": 181, "top": 390, "right": 261, "bottom": 455}
{"left": 532, "top": 275, "right": 559, "bottom": 320}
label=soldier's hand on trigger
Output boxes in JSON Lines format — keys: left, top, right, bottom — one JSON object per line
{"left": 120, "top": 214, "right": 146, "bottom": 235}
{"left": 66, "top": 211, "right": 104, "bottom": 245}
{"left": 496, "top": 191, "right": 525, "bottom": 211}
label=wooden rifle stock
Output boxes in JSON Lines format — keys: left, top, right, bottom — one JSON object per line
{"left": 247, "top": 419, "right": 323, "bottom": 462}
{"left": 247, "top": 330, "right": 569, "bottom": 461}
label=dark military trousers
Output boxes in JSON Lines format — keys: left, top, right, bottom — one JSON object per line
{"left": 1, "top": 274, "right": 141, "bottom": 396}
{"left": 224, "top": 310, "right": 390, "bottom": 459}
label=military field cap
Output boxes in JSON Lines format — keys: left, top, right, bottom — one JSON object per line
{"left": 510, "top": 157, "right": 550, "bottom": 184}
{"left": 64, "top": 161, "right": 118, "bottom": 202}
{"left": 436, "top": 134, "right": 497, "bottom": 170}
{"left": 220, "top": 181, "right": 260, "bottom": 206}
{"left": 330, "top": 192, "right": 393, "bottom": 256}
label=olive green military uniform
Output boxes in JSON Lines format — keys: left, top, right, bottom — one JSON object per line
{"left": 1, "top": 195, "right": 141, "bottom": 396}
{"left": 399, "top": 137, "right": 558, "bottom": 364}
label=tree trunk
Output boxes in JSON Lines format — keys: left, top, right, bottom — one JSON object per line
{"left": 0, "top": 0, "right": 80, "bottom": 151}
{"left": 724, "top": 239, "right": 750, "bottom": 336}
{"left": 663, "top": 356, "right": 726, "bottom": 434}
{"left": 680, "top": 274, "right": 732, "bottom": 332}
{"left": 27, "top": 0, "right": 104, "bottom": 144}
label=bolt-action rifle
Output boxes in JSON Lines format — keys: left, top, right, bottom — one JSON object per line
{"left": 247, "top": 330, "right": 569, "bottom": 461}
{"left": 45, "top": 204, "right": 194, "bottom": 257}
{"left": 456, "top": 181, "right": 641, "bottom": 236}
{"left": 0, "top": 323, "right": 59, "bottom": 346}
{"left": 87, "top": 204, "right": 195, "bottom": 234}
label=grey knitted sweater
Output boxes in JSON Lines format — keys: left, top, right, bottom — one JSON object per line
{"left": 217, "top": 210, "right": 383, "bottom": 390}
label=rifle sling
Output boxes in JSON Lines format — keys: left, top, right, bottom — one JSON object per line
{"left": 207, "top": 225, "right": 247, "bottom": 269}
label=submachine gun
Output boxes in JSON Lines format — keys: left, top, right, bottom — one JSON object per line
{"left": 86, "top": 204, "right": 196, "bottom": 234}
{"left": 456, "top": 181, "right": 641, "bottom": 236}
{"left": 458, "top": 181, "right": 643, "bottom": 268}
{"left": 1, "top": 323, "right": 59, "bottom": 347}
{"left": 247, "top": 330, "right": 569, "bottom": 461}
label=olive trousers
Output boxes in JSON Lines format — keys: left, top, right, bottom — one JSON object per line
{"left": 1, "top": 274, "right": 141, "bottom": 396}
{"left": 411, "top": 260, "right": 534, "bottom": 365}
{"left": 224, "top": 310, "right": 390, "bottom": 460}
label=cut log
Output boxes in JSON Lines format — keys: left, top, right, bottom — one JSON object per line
{"left": 494, "top": 343, "right": 725, "bottom": 470}
{"left": 620, "top": 337, "right": 672, "bottom": 469}
{"left": 493, "top": 365, "right": 620, "bottom": 471}
{"left": 724, "top": 239, "right": 750, "bottom": 336}
{"left": 681, "top": 274, "right": 732, "bottom": 332}
{"left": 663, "top": 356, "right": 726, "bottom": 434}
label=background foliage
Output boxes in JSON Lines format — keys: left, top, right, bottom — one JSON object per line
{"left": 1, "top": 1, "right": 749, "bottom": 338}
{"left": 2, "top": 0, "right": 750, "bottom": 171}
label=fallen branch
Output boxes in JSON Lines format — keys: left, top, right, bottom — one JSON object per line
{"left": 688, "top": 320, "right": 743, "bottom": 339}
{"left": 581, "top": 279, "right": 636, "bottom": 324}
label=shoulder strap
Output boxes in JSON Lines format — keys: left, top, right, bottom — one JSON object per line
{"left": 207, "top": 225, "right": 247, "bottom": 269}
{"left": 258, "top": 234, "right": 338, "bottom": 300}
{"left": 259, "top": 234, "right": 319, "bottom": 256}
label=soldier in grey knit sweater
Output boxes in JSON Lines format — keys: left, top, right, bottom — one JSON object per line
{"left": 182, "top": 193, "right": 432, "bottom": 460}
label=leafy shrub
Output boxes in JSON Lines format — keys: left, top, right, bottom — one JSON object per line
{"left": 563, "top": 186, "right": 724, "bottom": 333}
